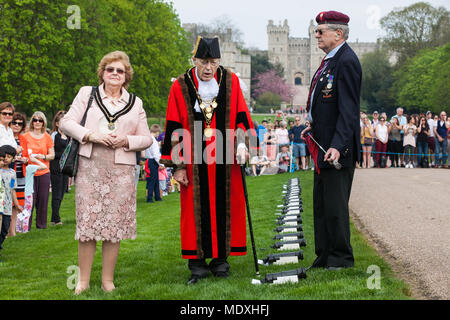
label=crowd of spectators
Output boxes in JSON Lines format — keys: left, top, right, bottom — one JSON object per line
{"left": 250, "top": 115, "right": 313, "bottom": 176}
{"left": 359, "top": 108, "right": 450, "bottom": 168}
{"left": 0, "top": 103, "right": 71, "bottom": 261}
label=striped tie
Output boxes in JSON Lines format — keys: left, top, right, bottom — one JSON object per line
{"left": 306, "top": 58, "right": 327, "bottom": 113}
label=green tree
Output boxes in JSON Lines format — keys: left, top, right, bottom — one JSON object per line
{"left": 380, "top": 2, "right": 450, "bottom": 64}
{"left": 393, "top": 43, "right": 450, "bottom": 113}
{"left": 106, "top": 0, "right": 191, "bottom": 116}
{"left": 0, "top": 0, "right": 191, "bottom": 119}
{"left": 254, "top": 91, "right": 282, "bottom": 113}
{"left": 0, "top": 0, "right": 74, "bottom": 116}
{"left": 360, "top": 49, "right": 396, "bottom": 114}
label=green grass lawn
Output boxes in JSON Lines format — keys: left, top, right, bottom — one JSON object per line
{"left": 0, "top": 170, "right": 412, "bottom": 300}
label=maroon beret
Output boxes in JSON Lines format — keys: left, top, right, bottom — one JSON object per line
{"left": 316, "top": 11, "right": 350, "bottom": 25}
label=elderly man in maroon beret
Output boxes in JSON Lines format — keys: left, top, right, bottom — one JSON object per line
{"left": 302, "top": 11, "right": 361, "bottom": 270}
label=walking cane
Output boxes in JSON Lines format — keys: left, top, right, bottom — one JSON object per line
{"left": 240, "top": 163, "right": 260, "bottom": 276}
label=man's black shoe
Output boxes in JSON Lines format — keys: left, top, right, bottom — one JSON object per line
{"left": 187, "top": 275, "right": 200, "bottom": 285}
{"left": 213, "top": 271, "right": 229, "bottom": 278}
{"left": 187, "top": 273, "right": 209, "bottom": 285}
{"left": 326, "top": 266, "right": 343, "bottom": 271}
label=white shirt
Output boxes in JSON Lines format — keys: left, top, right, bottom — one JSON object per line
{"left": 427, "top": 118, "right": 436, "bottom": 137}
{"left": 193, "top": 68, "right": 219, "bottom": 113}
{"left": 144, "top": 135, "right": 161, "bottom": 163}
{"left": 0, "top": 124, "right": 18, "bottom": 148}
{"left": 376, "top": 124, "right": 388, "bottom": 142}
{"left": 308, "top": 41, "right": 346, "bottom": 123}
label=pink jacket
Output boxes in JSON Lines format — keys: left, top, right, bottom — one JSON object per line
{"left": 60, "top": 85, "right": 152, "bottom": 165}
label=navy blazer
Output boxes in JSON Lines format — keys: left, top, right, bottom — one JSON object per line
{"left": 310, "top": 42, "right": 362, "bottom": 169}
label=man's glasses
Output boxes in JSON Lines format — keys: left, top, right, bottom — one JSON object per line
{"left": 1, "top": 111, "right": 13, "bottom": 116}
{"left": 314, "top": 28, "right": 329, "bottom": 35}
{"left": 32, "top": 118, "right": 44, "bottom": 123}
{"left": 198, "top": 59, "right": 220, "bottom": 67}
{"left": 105, "top": 67, "right": 125, "bottom": 75}
{"left": 11, "top": 121, "right": 23, "bottom": 126}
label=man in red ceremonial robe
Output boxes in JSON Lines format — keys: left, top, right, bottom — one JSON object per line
{"left": 160, "top": 37, "right": 257, "bottom": 284}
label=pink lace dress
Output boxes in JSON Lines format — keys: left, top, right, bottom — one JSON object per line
{"left": 75, "top": 144, "right": 136, "bottom": 243}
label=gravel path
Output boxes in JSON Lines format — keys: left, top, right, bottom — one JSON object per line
{"left": 349, "top": 168, "right": 450, "bottom": 300}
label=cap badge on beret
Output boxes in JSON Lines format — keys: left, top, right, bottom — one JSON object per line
{"left": 192, "top": 36, "right": 221, "bottom": 59}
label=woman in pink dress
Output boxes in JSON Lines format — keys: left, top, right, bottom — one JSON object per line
{"left": 61, "top": 51, "right": 152, "bottom": 294}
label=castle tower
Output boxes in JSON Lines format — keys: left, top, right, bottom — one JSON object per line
{"left": 267, "top": 19, "right": 289, "bottom": 77}
{"left": 308, "top": 19, "right": 324, "bottom": 84}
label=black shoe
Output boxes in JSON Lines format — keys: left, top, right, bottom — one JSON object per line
{"left": 209, "top": 258, "right": 230, "bottom": 277}
{"left": 187, "top": 273, "right": 209, "bottom": 285}
{"left": 213, "top": 271, "right": 229, "bottom": 278}
{"left": 187, "top": 275, "right": 200, "bottom": 285}
{"left": 326, "top": 266, "right": 343, "bottom": 271}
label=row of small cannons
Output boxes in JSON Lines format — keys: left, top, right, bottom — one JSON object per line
{"left": 252, "top": 178, "right": 308, "bottom": 284}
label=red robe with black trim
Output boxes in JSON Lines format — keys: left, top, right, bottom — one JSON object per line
{"left": 161, "top": 66, "right": 257, "bottom": 260}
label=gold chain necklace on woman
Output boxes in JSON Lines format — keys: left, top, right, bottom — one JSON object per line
{"left": 186, "top": 67, "right": 223, "bottom": 138}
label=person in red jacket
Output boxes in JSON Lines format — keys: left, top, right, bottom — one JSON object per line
{"left": 161, "top": 37, "right": 257, "bottom": 284}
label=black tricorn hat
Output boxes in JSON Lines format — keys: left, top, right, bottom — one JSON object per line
{"left": 192, "top": 36, "right": 221, "bottom": 59}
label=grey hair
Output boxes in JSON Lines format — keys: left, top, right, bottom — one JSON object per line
{"left": 327, "top": 24, "right": 349, "bottom": 40}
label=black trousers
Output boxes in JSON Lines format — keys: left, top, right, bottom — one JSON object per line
{"left": 146, "top": 159, "right": 161, "bottom": 202}
{"left": 312, "top": 166, "right": 355, "bottom": 268}
{"left": 50, "top": 171, "right": 68, "bottom": 223}
{"left": 188, "top": 258, "right": 229, "bottom": 277}
{"left": 0, "top": 214, "right": 11, "bottom": 251}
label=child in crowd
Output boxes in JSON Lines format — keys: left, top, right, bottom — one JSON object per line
{"left": 275, "top": 144, "right": 291, "bottom": 173}
{"left": 0, "top": 145, "right": 23, "bottom": 262}
{"left": 250, "top": 149, "right": 270, "bottom": 176}
{"left": 144, "top": 124, "right": 162, "bottom": 203}
{"left": 158, "top": 165, "right": 168, "bottom": 197}
{"left": 144, "top": 158, "right": 150, "bottom": 198}
{"left": 16, "top": 155, "right": 47, "bottom": 233}
{"left": 165, "top": 167, "right": 173, "bottom": 193}
{"left": 169, "top": 168, "right": 180, "bottom": 193}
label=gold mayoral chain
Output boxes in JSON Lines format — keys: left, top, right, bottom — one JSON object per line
{"left": 186, "top": 67, "right": 223, "bottom": 138}
{"left": 94, "top": 88, "right": 136, "bottom": 131}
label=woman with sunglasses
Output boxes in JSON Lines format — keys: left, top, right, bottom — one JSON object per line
{"left": 23, "top": 111, "right": 55, "bottom": 229}
{"left": 60, "top": 51, "right": 152, "bottom": 294}
{"left": 9, "top": 112, "right": 29, "bottom": 236}
{"left": 0, "top": 102, "right": 21, "bottom": 154}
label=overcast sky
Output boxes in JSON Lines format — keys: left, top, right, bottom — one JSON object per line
{"left": 167, "top": 0, "right": 449, "bottom": 49}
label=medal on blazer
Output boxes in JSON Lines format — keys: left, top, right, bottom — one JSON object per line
{"left": 186, "top": 67, "right": 223, "bottom": 138}
{"left": 322, "top": 75, "right": 333, "bottom": 96}
{"left": 94, "top": 87, "right": 136, "bottom": 131}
